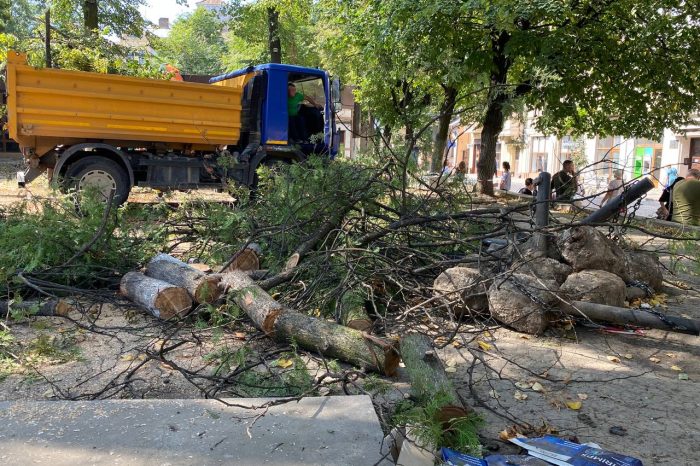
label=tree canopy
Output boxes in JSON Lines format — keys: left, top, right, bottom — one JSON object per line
{"left": 153, "top": 7, "right": 227, "bottom": 75}
{"left": 319, "top": 0, "right": 700, "bottom": 191}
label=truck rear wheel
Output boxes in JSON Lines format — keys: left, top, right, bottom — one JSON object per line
{"left": 64, "top": 156, "right": 131, "bottom": 205}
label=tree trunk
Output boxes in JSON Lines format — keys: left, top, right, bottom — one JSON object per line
{"left": 477, "top": 32, "right": 511, "bottom": 196}
{"left": 564, "top": 301, "right": 700, "bottom": 336}
{"left": 267, "top": 7, "right": 282, "bottom": 64}
{"left": 120, "top": 272, "right": 192, "bottom": 320}
{"left": 338, "top": 289, "right": 372, "bottom": 332}
{"left": 221, "top": 271, "right": 400, "bottom": 375}
{"left": 401, "top": 334, "right": 461, "bottom": 405}
{"left": 145, "top": 253, "right": 222, "bottom": 304}
{"left": 431, "top": 86, "right": 458, "bottom": 173}
{"left": 477, "top": 99, "right": 505, "bottom": 195}
{"left": 0, "top": 299, "right": 73, "bottom": 318}
{"left": 83, "top": 0, "right": 98, "bottom": 31}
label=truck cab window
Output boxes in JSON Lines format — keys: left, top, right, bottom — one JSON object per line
{"left": 287, "top": 76, "right": 326, "bottom": 145}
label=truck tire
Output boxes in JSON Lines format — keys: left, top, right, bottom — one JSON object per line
{"left": 64, "top": 156, "right": 131, "bottom": 205}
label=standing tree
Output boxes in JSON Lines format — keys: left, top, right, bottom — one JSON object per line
{"left": 222, "top": 0, "right": 319, "bottom": 69}
{"left": 267, "top": 6, "right": 281, "bottom": 63}
{"left": 153, "top": 8, "right": 227, "bottom": 75}
{"left": 318, "top": 0, "right": 700, "bottom": 194}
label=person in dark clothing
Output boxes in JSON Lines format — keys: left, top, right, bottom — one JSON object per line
{"left": 519, "top": 178, "right": 535, "bottom": 196}
{"left": 658, "top": 176, "right": 684, "bottom": 220}
{"left": 551, "top": 160, "right": 577, "bottom": 201}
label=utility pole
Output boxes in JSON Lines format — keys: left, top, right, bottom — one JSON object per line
{"left": 267, "top": 7, "right": 281, "bottom": 64}
{"left": 45, "top": 9, "right": 52, "bottom": 68}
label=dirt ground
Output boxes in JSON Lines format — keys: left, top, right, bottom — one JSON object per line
{"left": 1, "top": 279, "right": 697, "bottom": 465}
{"left": 1, "top": 153, "right": 698, "bottom": 465}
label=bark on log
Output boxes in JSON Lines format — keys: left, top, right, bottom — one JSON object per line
{"left": 145, "top": 253, "right": 222, "bottom": 304}
{"left": 401, "top": 333, "right": 475, "bottom": 435}
{"left": 338, "top": 289, "right": 373, "bottom": 332}
{"left": 120, "top": 272, "right": 193, "bottom": 320}
{"left": 563, "top": 301, "right": 700, "bottom": 336}
{"left": 220, "top": 271, "right": 399, "bottom": 375}
{"left": 400, "top": 333, "right": 463, "bottom": 410}
{"left": 0, "top": 299, "right": 74, "bottom": 318}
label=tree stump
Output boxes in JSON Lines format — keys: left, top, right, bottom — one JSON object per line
{"left": 145, "top": 253, "right": 222, "bottom": 304}
{"left": 120, "top": 272, "right": 193, "bottom": 320}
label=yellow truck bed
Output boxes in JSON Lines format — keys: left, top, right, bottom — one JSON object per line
{"left": 6, "top": 52, "right": 244, "bottom": 157}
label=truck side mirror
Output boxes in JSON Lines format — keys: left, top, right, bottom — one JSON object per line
{"left": 331, "top": 77, "right": 341, "bottom": 104}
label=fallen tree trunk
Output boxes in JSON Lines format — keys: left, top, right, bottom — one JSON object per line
{"left": 400, "top": 333, "right": 465, "bottom": 413}
{"left": 563, "top": 300, "right": 700, "bottom": 336}
{"left": 145, "top": 253, "right": 222, "bottom": 304}
{"left": 220, "top": 271, "right": 399, "bottom": 375}
{"left": 120, "top": 272, "right": 193, "bottom": 320}
{"left": 0, "top": 299, "right": 74, "bottom": 318}
{"left": 338, "top": 289, "right": 372, "bottom": 332}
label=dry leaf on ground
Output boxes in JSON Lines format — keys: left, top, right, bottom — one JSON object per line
{"left": 565, "top": 400, "right": 582, "bottom": 410}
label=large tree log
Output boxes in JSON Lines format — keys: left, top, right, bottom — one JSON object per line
{"left": 564, "top": 300, "right": 700, "bottom": 336}
{"left": 145, "top": 253, "right": 222, "bottom": 304}
{"left": 120, "top": 272, "right": 193, "bottom": 320}
{"left": 0, "top": 299, "right": 74, "bottom": 318}
{"left": 400, "top": 333, "right": 470, "bottom": 422}
{"left": 220, "top": 271, "right": 399, "bottom": 375}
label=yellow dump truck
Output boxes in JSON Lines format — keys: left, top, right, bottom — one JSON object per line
{"left": 5, "top": 51, "right": 340, "bottom": 203}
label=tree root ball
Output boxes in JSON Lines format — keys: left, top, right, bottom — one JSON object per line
{"left": 560, "top": 269, "right": 626, "bottom": 308}
{"left": 433, "top": 267, "right": 491, "bottom": 315}
{"left": 487, "top": 273, "right": 559, "bottom": 335}
{"left": 557, "top": 226, "right": 628, "bottom": 280}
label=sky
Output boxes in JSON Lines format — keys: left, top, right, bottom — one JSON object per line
{"left": 141, "top": 0, "right": 196, "bottom": 26}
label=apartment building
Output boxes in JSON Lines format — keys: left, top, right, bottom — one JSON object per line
{"left": 447, "top": 113, "right": 700, "bottom": 189}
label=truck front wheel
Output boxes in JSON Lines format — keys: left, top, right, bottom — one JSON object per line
{"left": 64, "top": 156, "right": 131, "bottom": 205}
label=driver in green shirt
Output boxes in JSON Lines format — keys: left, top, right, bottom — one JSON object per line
{"left": 288, "top": 83, "right": 320, "bottom": 141}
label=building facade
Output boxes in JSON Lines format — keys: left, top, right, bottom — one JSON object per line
{"left": 447, "top": 112, "right": 700, "bottom": 189}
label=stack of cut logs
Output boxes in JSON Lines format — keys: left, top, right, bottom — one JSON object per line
{"left": 119, "top": 246, "right": 401, "bottom": 376}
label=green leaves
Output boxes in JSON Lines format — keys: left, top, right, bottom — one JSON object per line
{"left": 152, "top": 8, "right": 227, "bottom": 75}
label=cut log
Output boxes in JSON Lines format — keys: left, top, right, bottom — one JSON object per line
{"left": 219, "top": 270, "right": 285, "bottom": 334}
{"left": 338, "top": 289, "right": 373, "bottom": 332}
{"left": 145, "top": 253, "right": 222, "bottom": 304}
{"left": 0, "top": 299, "right": 74, "bottom": 318}
{"left": 220, "top": 271, "right": 400, "bottom": 375}
{"left": 120, "top": 271, "right": 193, "bottom": 320}
{"left": 400, "top": 333, "right": 463, "bottom": 410}
{"left": 563, "top": 300, "right": 700, "bottom": 336}
{"left": 222, "top": 243, "right": 261, "bottom": 273}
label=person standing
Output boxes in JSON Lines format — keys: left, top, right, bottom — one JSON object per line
{"left": 499, "top": 161, "right": 512, "bottom": 191}
{"left": 551, "top": 160, "right": 577, "bottom": 201}
{"left": 658, "top": 175, "right": 685, "bottom": 220}
{"left": 671, "top": 169, "right": 700, "bottom": 226}
{"left": 600, "top": 170, "right": 624, "bottom": 205}
{"left": 518, "top": 178, "right": 535, "bottom": 196}
{"left": 455, "top": 161, "right": 467, "bottom": 182}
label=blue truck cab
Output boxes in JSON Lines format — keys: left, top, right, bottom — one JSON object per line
{"left": 211, "top": 64, "right": 341, "bottom": 187}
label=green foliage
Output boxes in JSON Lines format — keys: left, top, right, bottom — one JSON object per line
{"left": 24, "top": 332, "right": 82, "bottom": 364}
{"left": 152, "top": 8, "right": 227, "bottom": 75}
{"left": 393, "top": 392, "right": 484, "bottom": 455}
{"left": 669, "top": 236, "right": 700, "bottom": 276}
{"left": 0, "top": 192, "right": 167, "bottom": 294}
{"left": 222, "top": 0, "right": 320, "bottom": 69}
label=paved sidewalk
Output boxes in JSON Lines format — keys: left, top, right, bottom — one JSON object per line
{"left": 0, "top": 396, "right": 389, "bottom": 465}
